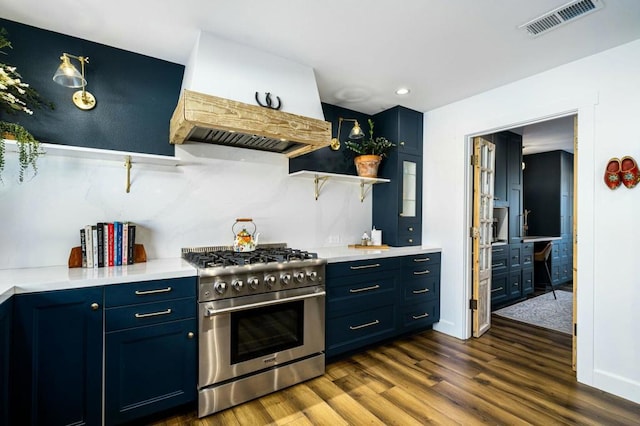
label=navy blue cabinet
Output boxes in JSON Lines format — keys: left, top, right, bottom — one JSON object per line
{"left": 104, "top": 277, "right": 197, "bottom": 425}
{"left": 326, "top": 252, "right": 441, "bottom": 359}
{"left": 12, "top": 287, "right": 103, "bottom": 426}
{"left": 372, "top": 106, "right": 424, "bottom": 246}
{"left": 0, "top": 296, "right": 12, "bottom": 426}
{"left": 524, "top": 150, "right": 574, "bottom": 287}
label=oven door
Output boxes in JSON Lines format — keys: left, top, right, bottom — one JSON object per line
{"left": 198, "top": 287, "right": 325, "bottom": 388}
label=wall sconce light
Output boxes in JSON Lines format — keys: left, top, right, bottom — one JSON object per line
{"left": 52, "top": 53, "right": 96, "bottom": 110}
{"left": 330, "top": 117, "right": 364, "bottom": 150}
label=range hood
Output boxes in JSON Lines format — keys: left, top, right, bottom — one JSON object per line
{"left": 170, "top": 90, "right": 331, "bottom": 158}
{"left": 169, "top": 32, "right": 332, "bottom": 158}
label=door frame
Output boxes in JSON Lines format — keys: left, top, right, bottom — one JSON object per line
{"left": 464, "top": 111, "right": 580, "bottom": 347}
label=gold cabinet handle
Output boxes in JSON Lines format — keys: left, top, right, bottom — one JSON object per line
{"left": 350, "top": 284, "right": 381, "bottom": 293}
{"left": 187, "top": 332, "right": 195, "bottom": 339}
{"left": 491, "top": 287, "right": 504, "bottom": 293}
{"left": 91, "top": 303, "right": 100, "bottom": 311}
{"left": 350, "top": 263, "right": 381, "bottom": 270}
{"left": 412, "top": 313, "right": 429, "bottom": 320}
{"left": 135, "top": 287, "right": 172, "bottom": 296}
{"left": 408, "top": 227, "right": 414, "bottom": 231}
{"left": 413, "top": 269, "right": 430, "bottom": 275}
{"left": 400, "top": 141, "right": 405, "bottom": 146}
{"left": 135, "top": 308, "right": 172, "bottom": 318}
{"left": 408, "top": 239, "right": 413, "bottom": 243}
{"left": 413, "top": 257, "right": 430, "bottom": 262}
{"left": 412, "top": 288, "right": 430, "bottom": 294}
{"left": 349, "top": 319, "right": 380, "bottom": 330}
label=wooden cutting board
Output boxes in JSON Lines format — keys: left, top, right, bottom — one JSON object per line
{"left": 348, "top": 244, "right": 390, "bottom": 249}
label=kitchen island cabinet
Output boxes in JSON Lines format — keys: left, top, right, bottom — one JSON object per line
{"left": 104, "top": 277, "right": 197, "bottom": 425}
{"left": 11, "top": 287, "right": 104, "bottom": 426}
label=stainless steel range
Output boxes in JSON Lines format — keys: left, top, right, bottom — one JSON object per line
{"left": 182, "top": 244, "right": 326, "bottom": 418}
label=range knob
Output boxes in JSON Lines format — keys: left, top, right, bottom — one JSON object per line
{"left": 306, "top": 271, "right": 318, "bottom": 282}
{"left": 264, "top": 275, "right": 276, "bottom": 289}
{"left": 231, "top": 279, "right": 244, "bottom": 292}
{"left": 294, "top": 272, "right": 305, "bottom": 283}
{"left": 247, "top": 277, "right": 260, "bottom": 290}
{"left": 214, "top": 281, "right": 227, "bottom": 295}
{"left": 280, "top": 273, "right": 292, "bottom": 286}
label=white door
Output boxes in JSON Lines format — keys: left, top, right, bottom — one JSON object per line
{"left": 472, "top": 137, "right": 495, "bottom": 337}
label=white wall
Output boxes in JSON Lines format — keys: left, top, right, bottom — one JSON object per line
{"left": 424, "top": 38, "right": 640, "bottom": 403}
{"left": 0, "top": 143, "right": 371, "bottom": 268}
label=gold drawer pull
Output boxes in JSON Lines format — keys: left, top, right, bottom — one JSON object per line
{"left": 349, "top": 319, "right": 380, "bottom": 330}
{"left": 413, "top": 257, "right": 430, "bottom": 262}
{"left": 413, "top": 269, "right": 430, "bottom": 275}
{"left": 135, "top": 287, "right": 172, "bottom": 295}
{"left": 412, "top": 313, "right": 429, "bottom": 320}
{"left": 135, "top": 308, "right": 172, "bottom": 318}
{"left": 491, "top": 287, "right": 504, "bottom": 293}
{"left": 412, "top": 288, "right": 430, "bottom": 294}
{"left": 350, "top": 284, "right": 381, "bottom": 293}
{"left": 350, "top": 263, "right": 381, "bottom": 270}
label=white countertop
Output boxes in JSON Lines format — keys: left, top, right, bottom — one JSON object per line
{"left": 311, "top": 245, "right": 441, "bottom": 263}
{"left": 0, "top": 258, "right": 197, "bottom": 302}
{"left": 521, "top": 236, "right": 562, "bottom": 242}
{"left": 0, "top": 246, "right": 443, "bottom": 302}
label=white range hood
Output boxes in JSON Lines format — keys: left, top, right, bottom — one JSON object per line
{"left": 170, "top": 31, "right": 331, "bottom": 157}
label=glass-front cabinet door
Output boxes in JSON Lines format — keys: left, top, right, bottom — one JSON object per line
{"left": 401, "top": 160, "right": 417, "bottom": 218}
{"left": 397, "top": 154, "right": 422, "bottom": 246}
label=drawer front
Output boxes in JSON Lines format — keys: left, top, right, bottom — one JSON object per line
{"left": 491, "top": 256, "right": 508, "bottom": 274}
{"left": 403, "top": 262, "right": 440, "bottom": 281}
{"left": 327, "top": 257, "right": 400, "bottom": 279}
{"left": 401, "top": 275, "right": 440, "bottom": 304}
{"left": 326, "top": 304, "right": 396, "bottom": 357}
{"left": 509, "top": 244, "right": 522, "bottom": 270}
{"left": 327, "top": 272, "right": 397, "bottom": 316}
{"left": 397, "top": 221, "right": 422, "bottom": 246}
{"left": 401, "top": 252, "right": 441, "bottom": 269}
{"left": 522, "top": 267, "right": 534, "bottom": 295}
{"left": 106, "top": 297, "right": 196, "bottom": 332}
{"left": 105, "top": 277, "right": 196, "bottom": 308}
{"left": 400, "top": 300, "right": 439, "bottom": 329}
{"left": 491, "top": 274, "right": 508, "bottom": 304}
{"left": 508, "top": 272, "right": 522, "bottom": 297}
{"left": 491, "top": 245, "right": 508, "bottom": 258}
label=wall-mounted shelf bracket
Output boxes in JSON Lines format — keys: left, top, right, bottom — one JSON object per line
{"left": 125, "top": 155, "right": 132, "bottom": 193}
{"left": 289, "top": 170, "right": 390, "bottom": 202}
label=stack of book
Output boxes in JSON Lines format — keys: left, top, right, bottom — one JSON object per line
{"left": 79, "top": 222, "right": 137, "bottom": 268}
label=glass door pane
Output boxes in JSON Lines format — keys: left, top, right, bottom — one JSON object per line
{"left": 402, "top": 161, "right": 417, "bottom": 217}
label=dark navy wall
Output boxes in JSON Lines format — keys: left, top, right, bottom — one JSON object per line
{"left": 0, "top": 19, "right": 184, "bottom": 156}
{"left": 289, "top": 103, "right": 372, "bottom": 175}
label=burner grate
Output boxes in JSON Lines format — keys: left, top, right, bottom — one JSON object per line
{"left": 182, "top": 244, "right": 318, "bottom": 268}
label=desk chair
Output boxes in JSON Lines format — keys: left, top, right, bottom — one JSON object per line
{"left": 534, "top": 241, "right": 556, "bottom": 299}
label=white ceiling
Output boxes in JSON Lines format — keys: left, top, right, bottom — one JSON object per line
{"left": 1, "top": 0, "right": 638, "bottom": 152}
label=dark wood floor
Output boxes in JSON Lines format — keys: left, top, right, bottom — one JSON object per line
{"left": 151, "top": 315, "right": 639, "bottom": 425}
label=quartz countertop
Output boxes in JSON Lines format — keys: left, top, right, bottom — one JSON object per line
{"left": 0, "top": 258, "right": 197, "bottom": 300}
{"left": 0, "top": 246, "right": 443, "bottom": 302}
{"left": 310, "top": 245, "right": 442, "bottom": 263}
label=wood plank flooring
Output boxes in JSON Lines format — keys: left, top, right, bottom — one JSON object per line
{"left": 150, "top": 316, "right": 640, "bottom": 425}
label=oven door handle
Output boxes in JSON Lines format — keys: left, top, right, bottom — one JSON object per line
{"left": 204, "top": 291, "right": 326, "bottom": 317}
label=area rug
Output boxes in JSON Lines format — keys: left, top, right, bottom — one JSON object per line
{"left": 494, "top": 290, "right": 573, "bottom": 335}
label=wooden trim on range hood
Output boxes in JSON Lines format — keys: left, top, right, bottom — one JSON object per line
{"left": 170, "top": 90, "right": 332, "bottom": 158}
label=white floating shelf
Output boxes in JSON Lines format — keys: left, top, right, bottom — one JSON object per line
{"left": 3, "top": 139, "right": 180, "bottom": 192}
{"left": 2, "top": 139, "right": 180, "bottom": 166}
{"left": 289, "top": 170, "right": 390, "bottom": 202}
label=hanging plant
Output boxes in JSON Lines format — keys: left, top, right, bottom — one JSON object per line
{"left": 0, "top": 27, "right": 53, "bottom": 183}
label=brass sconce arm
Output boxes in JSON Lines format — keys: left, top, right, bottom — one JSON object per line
{"left": 330, "top": 117, "right": 364, "bottom": 151}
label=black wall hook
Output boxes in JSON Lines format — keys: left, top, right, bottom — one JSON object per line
{"left": 255, "top": 92, "right": 282, "bottom": 110}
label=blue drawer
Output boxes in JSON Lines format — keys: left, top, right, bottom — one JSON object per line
{"left": 327, "top": 271, "right": 397, "bottom": 316}
{"left": 105, "top": 277, "right": 196, "bottom": 308}
{"left": 326, "top": 304, "right": 396, "bottom": 357}
{"left": 400, "top": 300, "right": 439, "bottom": 330}
{"left": 401, "top": 275, "right": 440, "bottom": 304}
{"left": 105, "top": 297, "right": 196, "bottom": 332}
{"left": 327, "top": 257, "right": 400, "bottom": 279}
{"left": 401, "top": 252, "right": 440, "bottom": 269}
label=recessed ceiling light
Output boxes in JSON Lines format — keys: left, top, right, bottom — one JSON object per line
{"left": 395, "top": 88, "right": 410, "bottom": 95}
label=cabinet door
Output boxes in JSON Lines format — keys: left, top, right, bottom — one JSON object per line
{"left": 105, "top": 318, "right": 197, "bottom": 424}
{"left": 12, "top": 288, "right": 103, "bottom": 426}
{"left": 492, "top": 133, "right": 508, "bottom": 207}
{"left": 491, "top": 273, "right": 509, "bottom": 305}
{"left": 0, "top": 297, "right": 12, "bottom": 426}
{"left": 397, "top": 107, "right": 423, "bottom": 156}
{"left": 522, "top": 268, "right": 534, "bottom": 295}
{"left": 397, "top": 154, "right": 423, "bottom": 246}
{"left": 508, "top": 272, "right": 522, "bottom": 298}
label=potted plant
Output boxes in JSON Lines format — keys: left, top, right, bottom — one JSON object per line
{"left": 344, "top": 118, "right": 395, "bottom": 178}
{"left": 1, "top": 28, "right": 52, "bottom": 182}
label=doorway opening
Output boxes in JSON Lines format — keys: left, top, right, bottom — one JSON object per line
{"left": 470, "top": 113, "right": 577, "bottom": 369}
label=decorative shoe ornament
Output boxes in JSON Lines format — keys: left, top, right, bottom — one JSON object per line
{"left": 604, "top": 157, "right": 622, "bottom": 190}
{"left": 620, "top": 156, "right": 640, "bottom": 189}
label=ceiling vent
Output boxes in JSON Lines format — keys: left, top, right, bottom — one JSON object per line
{"left": 519, "top": 0, "right": 604, "bottom": 37}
